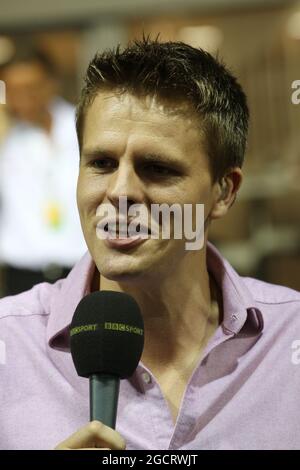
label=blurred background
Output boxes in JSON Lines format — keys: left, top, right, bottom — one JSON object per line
{"left": 0, "top": 0, "right": 299, "bottom": 296}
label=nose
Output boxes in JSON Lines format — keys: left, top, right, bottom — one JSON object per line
{"left": 106, "top": 159, "right": 144, "bottom": 210}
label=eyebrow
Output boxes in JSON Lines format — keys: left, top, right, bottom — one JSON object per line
{"left": 81, "top": 148, "right": 115, "bottom": 161}
{"left": 139, "top": 152, "right": 186, "bottom": 170}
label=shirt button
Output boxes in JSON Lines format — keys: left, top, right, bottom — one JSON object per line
{"left": 142, "top": 372, "right": 152, "bottom": 384}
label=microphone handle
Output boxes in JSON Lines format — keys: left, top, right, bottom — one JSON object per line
{"left": 89, "top": 374, "right": 120, "bottom": 428}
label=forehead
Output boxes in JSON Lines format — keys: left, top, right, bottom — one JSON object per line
{"left": 82, "top": 90, "right": 203, "bottom": 154}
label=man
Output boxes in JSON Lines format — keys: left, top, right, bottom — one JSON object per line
{"left": 0, "top": 39, "right": 299, "bottom": 450}
{"left": 0, "top": 48, "right": 86, "bottom": 296}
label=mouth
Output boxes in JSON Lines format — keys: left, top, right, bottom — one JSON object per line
{"left": 96, "top": 220, "right": 151, "bottom": 250}
{"left": 102, "top": 222, "right": 150, "bottom": 238}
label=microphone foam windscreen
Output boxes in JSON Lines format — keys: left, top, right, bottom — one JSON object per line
{"left": 70, "top": 291, "right": 144, "bottom": 379}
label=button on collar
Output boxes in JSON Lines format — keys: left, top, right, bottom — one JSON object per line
{"left": 141, "top": 372, "right": 152, "bottom": 384}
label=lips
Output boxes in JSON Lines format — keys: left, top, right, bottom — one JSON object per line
{"left": 104, "top": 234, "right": 146, "bottom": 249}
{"left": 96, "top": 218, "right": 152, "bottom": 250}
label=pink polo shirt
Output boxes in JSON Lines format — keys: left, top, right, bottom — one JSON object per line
{"left": 0, "top": 242, "right": 300, "bottom": 450}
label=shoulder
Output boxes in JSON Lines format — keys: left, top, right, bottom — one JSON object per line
{"left": 243, "top": 276, "right": 300, "bottom": 305}
{"left": 0, "top": 279, "right": 65, "bottom": 322}
{"left": 50, "top": 98, "right": 77, "bottom": 144}
{"left": 0, "top": 122, "right": 41, "bottom": 146}
{"left": 51, "top": 98, "right": 75, "bottom": 122}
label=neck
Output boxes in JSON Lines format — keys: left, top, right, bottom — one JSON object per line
{"left": 97, "top": 243, "right": 222, "bottom": 370}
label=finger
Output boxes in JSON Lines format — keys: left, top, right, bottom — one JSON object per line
{"left": 55, "top": 421, "right": 126, "bottom": 450}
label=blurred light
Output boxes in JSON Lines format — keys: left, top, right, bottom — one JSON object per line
{"left": 178, "top": 25, "right": 223, "bottom": 53}
{"left": 0, "top": 37, "right": 15, "bottom": 65}
{"left": 286, "top": 11, "right": 300, "bottom": 40}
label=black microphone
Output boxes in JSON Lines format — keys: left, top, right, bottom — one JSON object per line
{"left": 70, "top": 291, "right": 144, "bottom": 429}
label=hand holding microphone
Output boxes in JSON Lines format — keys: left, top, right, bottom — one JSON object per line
{"left": 54, "top": 420, "right": 126, "bottom": 450}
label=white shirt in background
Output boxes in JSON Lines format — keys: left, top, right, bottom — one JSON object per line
{"left": 0, "top": 98, "right": 87, "bottom": 270}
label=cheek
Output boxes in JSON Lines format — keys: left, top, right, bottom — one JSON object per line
{"left": 76, "top": 174, "right": 105, "bottom": 217}
{"left": 76, "top": 174, "right": 85, "bottom": 214}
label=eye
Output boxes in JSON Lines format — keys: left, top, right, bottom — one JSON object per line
{"left": 144, "top": 163, "right": 177, "bottom": 176}
{"left": 90, "top": 158, "right": 118, "bottom": 171}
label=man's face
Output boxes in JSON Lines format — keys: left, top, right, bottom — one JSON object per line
{"left": 3, "top": 61, "right": 56, "bottom": 124}
{"left": 77, "top": 91, "right": 218, "bottom": 282}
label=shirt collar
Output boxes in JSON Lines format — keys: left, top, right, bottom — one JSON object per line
{"left": 206, "top": 242, "right": 264, "bottom": 336}
{"left": 47, "top": 251, "right": 96, "bottom": 351}
{"left": 47, "top": 241, "right": 264, "bottom": 351}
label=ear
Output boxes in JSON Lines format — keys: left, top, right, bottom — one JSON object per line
{"left": 210, "top": 167, "right": 243, "bottom": 220}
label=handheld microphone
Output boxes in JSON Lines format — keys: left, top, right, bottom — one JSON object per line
{"left": 70, "top": 291, "right": 144, "bottom": 429}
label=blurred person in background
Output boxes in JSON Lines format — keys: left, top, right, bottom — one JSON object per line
{"left": 0, "top": 47, "right": 86, "bottom": 296}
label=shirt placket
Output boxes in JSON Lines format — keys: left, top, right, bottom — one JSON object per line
{"left": 169, "top": 325, "right": 236, "bottom": 450}
{"left": 135, "top": 364, "right": 176, "bottom": 450}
